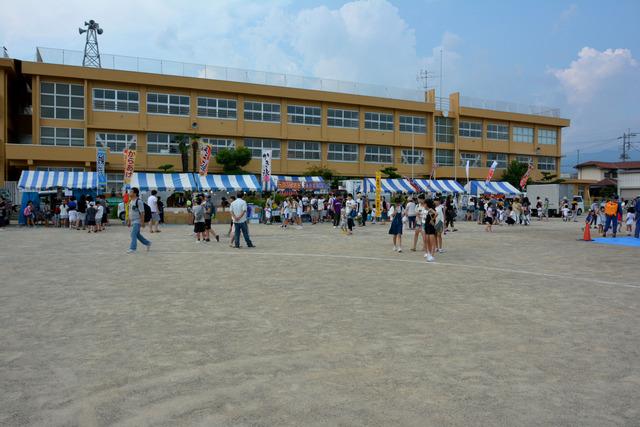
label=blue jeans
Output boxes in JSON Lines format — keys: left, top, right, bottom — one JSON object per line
{"left": 130, "top": 223, "right": 150, "bottom": 250}
{"left": 234, "top": 222, "right": 253, "bottom": 247}
{"left": 603, "top": 215, "right": 618, "bottom": 236}
{"left": 635, "top": 217, "right": 640, "bottom": 238}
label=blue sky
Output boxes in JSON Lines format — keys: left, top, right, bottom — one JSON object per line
{"left": 2, "top": 0, "right": 639, "bottom": 171}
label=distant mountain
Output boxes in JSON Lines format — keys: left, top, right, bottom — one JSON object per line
{"left": 561, "top": 148, "right": 640, "bottom": 173}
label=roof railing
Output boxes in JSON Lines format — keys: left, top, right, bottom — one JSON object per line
{"left": 460, "top": 95, "right": 560, "bottom": 118}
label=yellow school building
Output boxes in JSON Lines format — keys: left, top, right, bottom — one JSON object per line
{"left": 0, "top": 49, "right": 570, "bottom": 194}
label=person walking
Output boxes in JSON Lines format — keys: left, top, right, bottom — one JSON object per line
{"left": 345, "top": 193, "right": 357, "bottom": 235}
{"left": 332, "top": 196, "right": 342, "bottom": 228}
{"left": 193, "top": 197, "right": 206, "bottom": 243}
{"left": 126, "top": 187, "right": 151, "bottom": 253}
{"left": 231, "top": 193, "right": 255, "bottom": 248}
{"left": 388, "top": 197, "right": 404, "bottom": 252}
{"left": 406, "top": 197, "right": 416, "bottom": 230}
{"left": 203, "top": 194, "right": 219, "bottom": 242}
{"left": 434, "top": 198, "right": 446, "bottom": 253}
{"left": 423, "top": 199, "right": 437, "bottom": 262}
{"left": 147, "top": 190, "right": 160, "bottom": 233}
{"left": 357, "top": 193, "right": 367, "bottom": 227}
{"left": 76, "top": 195, "right": 87, "bottom": 230}
{"left": 411, "top": 195, "right": 426, "bottom": 252}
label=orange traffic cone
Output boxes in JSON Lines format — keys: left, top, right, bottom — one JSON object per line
{"left": 580, "top": 224, "right": 593, "bottom": 241}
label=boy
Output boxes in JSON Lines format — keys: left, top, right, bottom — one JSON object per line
{"left": 193, "top": 197, "right": 206, "bottom": 242}
{"left": 95, "top": 201, "right": 104, "bottom": 233}
{"left": 561, "top": 203, "right": 570, "bottom": 222}
{"left": 86, "top": 202, "right": 97, "bottom": 233}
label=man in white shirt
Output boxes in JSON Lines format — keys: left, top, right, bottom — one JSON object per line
{"left": 147, "top": 190, "right": 160, "bottom": 233}
{"left": 406, "top": 198, "right": 417, "bottom": 230}
{"left": 230, "top": 193, "right": 255, "bottom": 248}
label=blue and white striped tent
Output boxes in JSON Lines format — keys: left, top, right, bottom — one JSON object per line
{"left": 196, "top": 174, "right": 260, "bottom": 191}
{"left": 465, "top": 180, "right": 522, "bottom": 196}
{"left": 413, "top": 179, "right": 465, "bottom": 193}
{"left": 363, "top": 178, "right": 417, "bottom": 193}
{"left": 18, "top": 170, "right": 98, "bottom": 191}
{"left": 128, "top": 173, "right": 198, "bottom": 192}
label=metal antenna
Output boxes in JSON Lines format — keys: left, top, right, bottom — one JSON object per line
{"left": 416, "top": 69, "right": 438, "bottom": 91}
{"left": 2, "top": 46, "right": 8, "bottom": 58}
{"left": 79, "top": 20, "right": 103, "bottom": 67}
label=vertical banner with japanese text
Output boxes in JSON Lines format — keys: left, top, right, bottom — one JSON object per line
{"left": 261, "top": 149, "right": 272, "bottom": 191}
{"left": 96, "top": 148, "right": 106, "bottom": 193}
{"left": 123, "top": 148, "right": 137, "bottom": 185}
{"left": 520, "top": 162, "right": 534, "bottom": 189}
{"left": 485, "top": 161, "right": 498, "bottom": 183}
{"left": 199, "top": 143, "right": 212, "bottom": 176}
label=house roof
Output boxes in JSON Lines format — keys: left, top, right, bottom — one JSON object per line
{"left": 575, "top": 160, "right": 640, "bottom": 170}
{"left": 590, "top": 178, "right": 618, "bottom": 188}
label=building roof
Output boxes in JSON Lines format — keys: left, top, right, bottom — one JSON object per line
{"left": 575, "top": 160, "right": 640, "bottom": 170}
{"left": 590, "top": 178, "right": 618, "bottom": 188}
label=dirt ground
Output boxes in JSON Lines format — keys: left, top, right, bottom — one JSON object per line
{"left": 0, "top": 218, "right": 639, "bottom": 426}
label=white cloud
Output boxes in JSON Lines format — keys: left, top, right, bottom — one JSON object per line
{"left": 550, "top": 47, "right": 638, "bottom": 104}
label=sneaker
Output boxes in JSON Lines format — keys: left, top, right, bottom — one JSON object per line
{"left": 438, "top": 248, "right": 446, "bottom": 254}
{"left": 426, "top": 255, "right": 435, "bottom": 262}
{"left": 424, "top": 253, "right": 429, "bottom": 258}
{"left": 397, "top": 248, "right": 402, "bottom": 253}
{"left": 146, "top": 243, "right": 151, "bottom": 252}
{"left": 393, "top": 246, "right": 398, "bottom": 251}
{"left": 205, "top": 238, "right": 210, "bottom": 242}
{"left": 126, "top": 249, "right": 135, "bottom": 254}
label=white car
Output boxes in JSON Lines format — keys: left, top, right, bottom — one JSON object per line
{"left": 117, "top": 202, "right": 126, "bottom": 221}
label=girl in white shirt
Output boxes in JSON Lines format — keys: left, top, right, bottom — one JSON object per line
{"left": 59, "top": 202, "right": 69, "bottom": 228}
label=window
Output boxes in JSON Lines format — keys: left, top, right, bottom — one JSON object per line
{"left": 399, "top": 115, "right": 426, "bottom": 133}
{"left": 287, "top": 105, "right": 321, "bottom": 126}
{"left": 147, "top": 133, "right": 184, "bottom": 154}
{"left": 244, "top": 138, "right": 281, "bottom": 159}
{"left": 364, "top": 112, "right": 393, "bottom": 131}
{"left": 93, "top": 88, "right": 139, "bottom": 113}
{"left": 538, "top": 156, "right": 556, "bottom": 171}
{"left": 460, "top": 152, "right": 481, "bottom": 167}
{"left": 96, "top": 133, "right": 136, "bottom": 153}
{"left": 327, "top": 108, "right": 359, "bottom": 128}
{"left": 513, "top": 126, "right": 533, "bottom": 143}
{"left": 287, "top": 141, "right": 321, "bottom": 160}
{"left": 435, "top": 149, "right": 454, "bottom": 166}
{"left": 40, "top": 127, "right": 84, "bottom": 147}
{"left": 459, "top": 121, "right": 482, "bottom": 138}
{"left": 201, "top": 137, "right": 235, "bottom": 155}
{"left": 36, "top": 166, "right": 85, "bottom": 172}
{"left": 244, "top": 101, "right": 280, "bottom": 122}
{"left": 364, "top": 145, "right": 393, "bottom": 164}
{"left": 40, "top": 82, "right": 84, "bottom": 120}
{"left": 197, "top": 97, "right": 237, "bottom": 119}
{"left": 327, "top": 143, "right": 358, "bottom": 162}
{"left": 487, "top": 123, "right": 509, "bottom": 140}
{"left": 486, "top": 153, "right": 508, "bottom": 168}
{"left": 515, "top": 155, "right": 532, "bottom": 164}
{"left": 401, "top": 149, "right": 425, "bottom": 165}
{"left": 435, "top": 117, "right": 454, "bottom": 143}
{"left": 106, "top": 173, "right": 124, "bottom": 193}
{"left": 538, "top": 129, "right": 557, "bottom": 145}
{"left": 147, "top": 93, "right": 190, "bottom": 116}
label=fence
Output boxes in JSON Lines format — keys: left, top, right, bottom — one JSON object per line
{"left": 460, "top": 96, "right": 560, "bottom": 118}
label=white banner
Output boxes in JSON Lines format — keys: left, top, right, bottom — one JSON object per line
{"left": 261, "top": 149, "right": 272, "bottom": 191}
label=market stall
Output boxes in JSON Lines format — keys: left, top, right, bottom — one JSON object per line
{"left": 128, "top": 172, "right": 198, "bottom": 192}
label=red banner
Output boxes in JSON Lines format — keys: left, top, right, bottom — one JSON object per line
{"left": 198, "top": 144, "right": 212, "bottom": 176}
{"left": 485, "top": 160, "right": 498, "bottom": 183}
{"left": 123, "top": 149, "right": 137, "bottom": 185}
{"left": 277, "top": 181, "right": 303, "bottom": 191}
{"left": 520, "top": 163, "right": 534, "bottom": 189}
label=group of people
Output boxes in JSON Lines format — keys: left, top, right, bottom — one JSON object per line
{"left": 465, "top": 196, "right": 536, "bottom": 229}
{"left": 21, "top": 194, "right": 111, "bottom": 233}
{"left": 585, "top": 195, "right": 640, "bottom": 238}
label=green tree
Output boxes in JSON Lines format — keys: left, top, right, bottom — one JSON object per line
{"left": 158, "top": 163, "right": 174, "bottom": 173}
{"left": 191, "top": 134, "right": 200, "bottom": 173}
{"left": 380, "top": 166, "right": 402, "bottom": 179}
{"left": 215, "top": 147, "right": 252, "bottom": 174}
{"left": 501, "top": 160, "right": 530, "bottom": 188}
{"left": 304, "top": 166, "right": 335, "bottom": 181}
{"left": 175, "top": 134, "right": 190, "bottom": 173}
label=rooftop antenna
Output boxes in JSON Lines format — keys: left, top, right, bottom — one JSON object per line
{"left": 416, "top": 69, "right": 438, "bottom": 91}
{"left": 2, "top": 46, "right": 8, "bottom": 58}
{"left": 79, "top": 20, "right": 103, "bottom": 67}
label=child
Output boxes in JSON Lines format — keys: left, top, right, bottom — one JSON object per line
{"left": 625, "top": 208, "right": 635, "bottom": 236}
{"left": 561, "top": 203, "right": 570, "bottom": 222}
{"left": 340, "top": 204, "right": 348, "bottom": 234}
{"left": 85, "top": 202, "right": 97, "bottom": 233}
{"left": 388, "top": 197, "right": 404, "bottom": 252}
{"left": 193, "top": 197, "right": 206, "bottom": 242}
{"left": 281, "top": 198, "right": 290, "bottom": 229}
{"left": 59, "top": 201, "right": 69, "bottom": 228}
{"left": 597, "top": 207, "right": 605, "bottom": 234}
{"left": 23, "top": 201, "right": 35, "bottom": 227}
{"left": 95, "top": 201, "right": 104, "bottom": 232}
{"left": 423, "top": 199, "right": 437, "bottom": 262}
{"left": 265, "top": 204, "right": 272, "bottom": 225}
{"left": 370, "top": 205, "right": 377, "bottom": 224}
{"left": 485, "top": 204, "right": 494, "bottom": 232}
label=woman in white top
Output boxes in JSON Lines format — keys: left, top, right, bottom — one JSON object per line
{"left": 411, "top": 196, "right": 426, "bottom": 252}
{"left": 281, "top": 198, "right": 291, "bottom": 229}
{"left": 59, "top": 202, "right": 69, "bottom": 228}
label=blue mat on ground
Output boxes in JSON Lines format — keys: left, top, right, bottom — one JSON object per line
{"left": 592, "top": 236, "right": 640, "bottom": 247}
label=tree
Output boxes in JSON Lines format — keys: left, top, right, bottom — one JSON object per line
{"left": 175, "top": 134, "right": 190, "bottom": 173}
{"left": 501, "top": 160, "right": 530, "bottom": 189}
{"left": 380, "top": 167, "right": 401, "bottom": 179}
{"left": 190, "top": 134, "right": 200, "bottom": 173}
{"left": 215, "top": 147, "right": 252, "bottom": 174}
{"left": 158, "top": 163, "right": 174, "bottom": 173}
{"left": 304, "top": 166, "right": 335, "bottom": 181}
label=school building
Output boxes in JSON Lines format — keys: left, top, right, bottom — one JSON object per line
{"left": 0, "top": 48, "right": 570, "bottom": 193}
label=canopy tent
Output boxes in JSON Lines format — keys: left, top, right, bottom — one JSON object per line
{"left": 128, "top": 173, "right": 198, "bottom": 192}
{"left": 363, "top": 178, "right": 418, "bottom": 193}
{"left": 413, "top": 179, "right": 465, "bottom": 193}
{"left": 18, "top": 170, "right": 98, "bottom": 191}
{"left": 465, "top": 180, "right": 521, "bottom": 196}
{"left": 196, "top": 174, "right": 260, "bottom": 192}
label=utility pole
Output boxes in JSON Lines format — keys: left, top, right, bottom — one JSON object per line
{"left": 619, "top": 129, "right": 639, "bottom": 161}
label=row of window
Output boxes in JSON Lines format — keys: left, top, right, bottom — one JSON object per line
{"left": 38, "top": 127, "right": 556, "bottom": 171}
{"left": 435, "top": 149, "right": 556, "bottom": 170}
{"left": 457, "top": 120, "right": 557, "bottom": 144}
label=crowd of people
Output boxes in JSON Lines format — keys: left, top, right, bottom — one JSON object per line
{"left": 585, "top": 196, "right": 639, "bottom": 238}
{"left": 19, "top": 194, "right": 112, "bottom": 232}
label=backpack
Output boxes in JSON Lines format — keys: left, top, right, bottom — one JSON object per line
{"left": 137, "top": 199, "right": 152, "bottom": 222}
